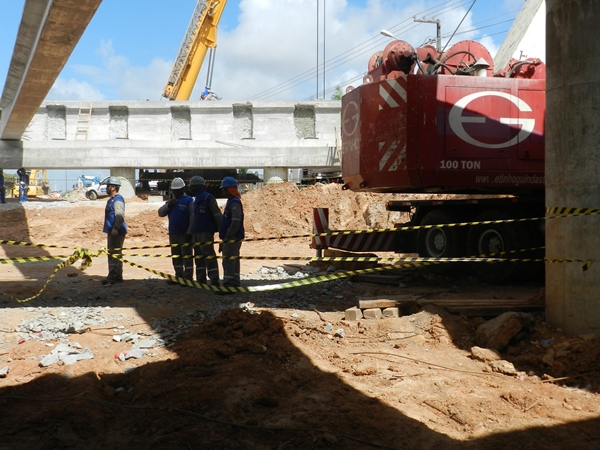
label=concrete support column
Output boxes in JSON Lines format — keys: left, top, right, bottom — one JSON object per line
{"left": 264, "top": 167, "right": 288, "bottom": 184}
{"left": 110, "top": 167, "right": 136, "bottom": 199}
{"left": 546, "top": 1, "right": 600, "bottom": 334}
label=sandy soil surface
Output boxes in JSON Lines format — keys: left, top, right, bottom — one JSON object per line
{"left": 1, "top": 183, "right": 599, "bottom": 450}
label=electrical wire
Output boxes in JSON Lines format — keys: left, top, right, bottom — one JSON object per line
{"left": 441, "top": 0, "right": 477, "bottom": 53}
{"left": 248, "top": 1, "right": 521, "bottom": 101}
{"left": 248, "top": 0, "right": 473, "bottom": 100}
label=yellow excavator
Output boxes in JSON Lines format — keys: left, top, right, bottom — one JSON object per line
{"left": 11, "top": 169, "right": 50, "bottom": 198}
{"left": 162, "top": 0, "right": 227, "bottom": 101}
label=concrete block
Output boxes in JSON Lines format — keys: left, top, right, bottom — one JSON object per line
{"left": 359, "top": 299, "right": 398, "bottom": 309}
{"left": 344, "top": 307, "right": 363, "bottom": 321}
{"left": 363, "top": 308, "right": 382, "bottom": 320}
{"left": 382, "top": 307, "right": 399, "bottom": 318}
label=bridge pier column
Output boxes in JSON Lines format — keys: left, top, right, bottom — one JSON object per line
{"left": 546, "top": 0, "right": 600, "bottom": 334}
{"left": 264, "top": 167, "right": 288, "bottom": 184}
{"left": 110, "top": 168, "right": 136, "bottom": 199}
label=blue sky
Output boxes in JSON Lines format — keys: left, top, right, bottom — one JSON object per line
{"left": 0, "top": 0, "right": 533, "bottom": 192}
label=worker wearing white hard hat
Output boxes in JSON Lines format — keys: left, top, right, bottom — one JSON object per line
{"left": 158, "top": 177, "right": 194, "bottom": 285}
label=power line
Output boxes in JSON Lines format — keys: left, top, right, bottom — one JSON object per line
{"left": 249, "top": 1, "right": 518, "bottom": 100}
{"left": 248, "top": 0, "right": 471, "bottom": 100}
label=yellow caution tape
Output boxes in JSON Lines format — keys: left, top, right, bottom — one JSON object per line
{"left": 0, "top": 256, "right": 74, "bottom": 264}
{"left": 545, "top": 207, "right": 600, "bottom": 216}
{"left": 3, "top": 247, "right": 103, "bottom": 303}
{"left": 0, "top": 240, "right": 75, "bottom": 249}
{"left": 118, "top": 255, "right": 421, "bottom": 293}
{"left": 4, "top": 206, "right": 600, "bottom": 299}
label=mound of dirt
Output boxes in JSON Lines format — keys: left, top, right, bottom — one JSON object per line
{"left": 243, "top": 182, "right": 409, "bottom": 238}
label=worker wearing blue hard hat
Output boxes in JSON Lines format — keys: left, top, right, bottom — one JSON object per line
{"left": 219, "top": 176, "right": 245, "bottom": 289}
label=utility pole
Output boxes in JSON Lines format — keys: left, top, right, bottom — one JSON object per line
{"left": 414, "top": 17, "right": 441, "bottom": 52}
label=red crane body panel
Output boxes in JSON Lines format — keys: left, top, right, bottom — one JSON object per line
{"left": 341, "top": 73, "right": 545, "bottom": 194}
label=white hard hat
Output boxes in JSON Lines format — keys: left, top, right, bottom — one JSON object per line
{"left": 171, "top": 177, "right": 185, "bottom": 190}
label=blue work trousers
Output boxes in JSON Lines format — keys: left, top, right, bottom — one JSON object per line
{"left": 193, "top": 232, "right": 219, "bottom": 284}
{"left": 169, "top": 233, "right": 193, "bottom": 280}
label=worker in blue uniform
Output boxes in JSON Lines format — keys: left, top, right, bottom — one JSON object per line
{"left": 17, "top": 168, "right": 29, "bottom": 202}
{"left": 219, "top": 176, "right": 244, "bottom": 288}
{"left": 189, "top": 176, "right": 222, "bottom": 285}
{"left": 0, "top": 168, "right": 5, "bottom": 204}
{"left": 158, "top": 177, "right": 194, "bottom": 285}
{"left": 200, "top": 87, "right": 222, "bottom": 100}
{"left": 102, "top": 176, "right": 127, "bottom": 285}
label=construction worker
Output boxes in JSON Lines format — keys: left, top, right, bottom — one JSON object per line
{"left": 158, "top": 177, "right": 194, "bottom": 285}
{"left": 102, "top": 176, "right": 127, "bottom": 285}
{"left": 200, "top": 87, "right": 222, "bottom": 101}
{"left": 17, "top": 168, "right": 29, "bottom": 202}
{"left": 0, "top": 169, "right": 5, "bottom": 204}
{"left": 219, "top": 176, "right": 245, "bottom": 288}
{"left": 189, "top": 176, "right": 222, "bottom": 285}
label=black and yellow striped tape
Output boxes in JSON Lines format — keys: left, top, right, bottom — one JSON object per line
{"left": 119, "top": 255, "right": 422, "bottom": 293}
{"left": 0, "top": 255, "right": 73, "bottom": 264}
{"left": 0, "top": 240, "right": 75, "bottom": 249}
{"left": 4, "top": 206, "right": 600, "bottom": 300}
{"left": 3, "top": 247, "right": 104, "bottom": 303}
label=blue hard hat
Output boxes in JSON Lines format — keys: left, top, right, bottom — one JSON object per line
{"left": 220, "top": 176, "right": 238, "bottom": 189}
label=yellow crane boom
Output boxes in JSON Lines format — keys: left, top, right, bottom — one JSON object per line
{"left": 162, "top": 0, "right": 228, "bottom": 101}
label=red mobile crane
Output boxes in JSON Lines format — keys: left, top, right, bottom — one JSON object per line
{"left": 326, "top": 38, "right": 546, "bottom": 282}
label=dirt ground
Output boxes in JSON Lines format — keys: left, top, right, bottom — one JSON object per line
{"left": 1, "top": 183, "right": 600, "bottom": 449}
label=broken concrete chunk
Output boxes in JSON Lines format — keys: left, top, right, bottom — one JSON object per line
{"left": 488, "top": 359, "right": 517, "bottom": 375}
{"left": 471, "top": 346, "right": 502, "bottom": 362}
{"left": 62, "top": 354, "right": 80, "bottom": 366}
{"left": 476, "top": 312, "right": 534, "bottom": 350}
{"left": 40, "top": 352, "right": 60, "bottom": 367}
{"left": 77, "top": 348, "right": 95, "bottom": 361}
{"left": 54, "top": 343, "right": 72, "bottom": 353}
{"left": 125, "top": 348, "right": 148, "bottom": 359}
{"left": 137, "top": 339, "right": 156, "bottom": 349}
{"left": 0, "top": 366, "right": 9, "bottom": 378}
{"left": 334, "top": 328, "right": 345, "bottom": 338}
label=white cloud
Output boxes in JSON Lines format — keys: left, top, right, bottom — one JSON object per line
{"left": 47, "top": 78, "right": 106, "bottom": 101}
{"left": 479, "top": 35, "right": 500, "bottom": 60}
{"left": 55, "top": 40, "right": 173, "bottom": 101}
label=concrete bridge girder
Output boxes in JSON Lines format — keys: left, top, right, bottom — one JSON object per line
{"left": 0, "top": 0, "right": 103, "bottom": 140}
{"left": 0, "top": 100, "right": 342, "bottom": 171}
